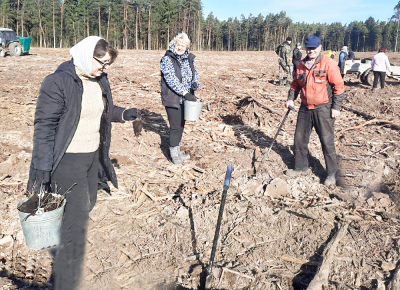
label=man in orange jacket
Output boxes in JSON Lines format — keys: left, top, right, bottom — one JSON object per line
{"left": 285, "top": 35, "right": 345, "bottom": 186}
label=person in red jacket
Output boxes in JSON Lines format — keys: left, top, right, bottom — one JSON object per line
{"left": 285, "top": 35, "right": 345, "bottom": 186}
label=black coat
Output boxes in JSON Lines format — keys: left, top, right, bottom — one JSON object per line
{"left": 292, "top": 47, "right": 302, "bottom": 64}
{"left": 27, "top": 60, "right": 125, "bottom": 190}
{"left": 160, "top": 50, "right": 196, "bottom": 108}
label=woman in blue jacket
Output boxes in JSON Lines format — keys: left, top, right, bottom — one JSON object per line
{"left": 160, "top": 32, "right": 200, "bottom": 164}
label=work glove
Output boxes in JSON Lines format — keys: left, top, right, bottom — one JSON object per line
{"left": 123, "top": 108, "right": 138, "bottom": 121}
{"left": 27, "top": 169, "right": 51, "bottom": 195}
{"left": 184, "top": 92, "right": 196, "bottom": 102}
{"left": 191, "top": 83, "right": 199, "bottom": 90}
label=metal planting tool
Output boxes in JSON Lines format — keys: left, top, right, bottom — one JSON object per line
{"left": 205, "top": 165, "right": 233, "bottom": 289}
{"left": 264, "top": 106, "right": 296, "bottom": 159}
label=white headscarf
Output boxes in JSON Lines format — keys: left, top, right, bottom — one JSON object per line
{"left": 341, "top": 46, "right": 348, "bottom": 53}
{"left": 70, "top": 36, "right": 103, "bottom": 76}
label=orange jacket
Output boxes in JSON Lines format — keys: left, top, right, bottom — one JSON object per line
{"left": 288, "top": 53, "right": 345, "bottom": 110}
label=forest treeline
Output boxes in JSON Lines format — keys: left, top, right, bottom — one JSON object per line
{"left": 1, "top": 0, "right": 400, "bottom": 52}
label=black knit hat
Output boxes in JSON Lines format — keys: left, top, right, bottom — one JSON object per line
{"left": 286, "top": 37, "right": 292, "bottom": 42}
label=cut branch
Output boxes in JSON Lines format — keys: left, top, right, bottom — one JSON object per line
{"left": 306, "top": 222, "right": 349, "bottom": 290}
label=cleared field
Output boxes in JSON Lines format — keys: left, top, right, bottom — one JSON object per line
{"left": 0, "top": 48, "right": 400, "bottom": 289}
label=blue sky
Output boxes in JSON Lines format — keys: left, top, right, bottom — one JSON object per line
{"left": 201, "top": 0, "right": 399, "bottom": 25}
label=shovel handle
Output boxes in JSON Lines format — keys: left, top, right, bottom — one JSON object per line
{"left": 207, "top": 165, "right": 233, "bottom": 280}
{"left": 224, "top": 165, "right": 233, "bottom": 186}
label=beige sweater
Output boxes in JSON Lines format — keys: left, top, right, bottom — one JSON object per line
{"left": 66, "top": 67, "right": 104, "bottom": 153}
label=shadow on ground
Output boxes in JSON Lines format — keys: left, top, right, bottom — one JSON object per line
{"left": 141, "top": 108, "right": 170, "bottom": 160}
{"left": 0, "top": 269, "right": 52, "bottom": 290}
{"left": 220, "top": 113, "right": 327, "bottom": 182}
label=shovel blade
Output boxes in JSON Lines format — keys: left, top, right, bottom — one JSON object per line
{"left": 205, "top": 273, "right": 213, "bottom": 289}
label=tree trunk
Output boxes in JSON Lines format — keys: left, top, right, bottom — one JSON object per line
{"left": 73, "top": 21, "right": 76, "bottom": 44}
{"left": 167, "top": 25, "right": 170, "bottom": 49}
{"left": 186, "top": 4, "right": 191, "bottom": 33}
{"left": 228, "top": 27, "right": 231, "bottom": 51}
{"left": 147, "top": 5, "right": 151, "bottom": 50}
{"left": 39, "top": 16, "right": 43, "bottom": 47}
{"left": 123, "top": 2, "right": 128, "bottom": 49}
{"left": 395, "top": 18, "right": 400, "bottom": 52}
{"left": 52, "top": 0, "right": 56, "bottom": 48}
{"left": 98, "top": 6, "right": 101, "bottom": 37}
{"left": 139, "top": 7, "right": 143, "bottom": 49}
{"left": 135, "top": 6, "right": 139, "bottom": 50}
{"left": 59, "top": 0, "right": 65, "bottom": 48}
{"left": 107, "top": 6, "right": 111, "bottom": 41}
{"left": 357, "top": 33, "right": 359, "bottom": 51}
{"left": 16, "top": 0, "right": 20, "bottom": 35}
{"left": 264, "top": 26, "right": 269, "bottom": 50}
{"left": 246, "top": 28, "right": 248, "bottom": 51}
{"left": 363, "top": 35, "right": 366, "bottom": 52}
{"left": 21, "top": 9, "right": 24, "bottom": 37}
{"left": 207, "top": 24, "right": 211, "bottom": 50}
{"left": 87, "top": 7, "right": 90, "bottom": 37}
{"left": 197, "top": 11, "right": 201, "bottom": 51}
{"left": 182, "top": 9, "right": 186, "bottom": 32}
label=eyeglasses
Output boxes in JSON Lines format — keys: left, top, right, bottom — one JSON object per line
{"left": 93, "top": 56, "right": 111, "bottom": 69}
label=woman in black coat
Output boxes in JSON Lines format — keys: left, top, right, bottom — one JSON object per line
{"left": 27, "top": 36, "right": 138, "bottom": 290}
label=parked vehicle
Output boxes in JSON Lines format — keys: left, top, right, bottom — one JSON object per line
{"left": 344, "top": 59, "right": 400, "bottom": 85}
{"left": 0, "top": 28, "right": 33, "bottom": 57}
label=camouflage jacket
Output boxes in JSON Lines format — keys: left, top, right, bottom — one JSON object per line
{"left": 279, "top": 42, "right": 291, "bottom": 65}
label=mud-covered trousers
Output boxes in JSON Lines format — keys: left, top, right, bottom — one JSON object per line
{"left": 293, "top": 104, "right": 338, "bottom": 175}
{"left": 166, "top": 104, "right": 185, "bottom": 147}
{"left": 51, "top": 150, "right": 99, "bottom": 290}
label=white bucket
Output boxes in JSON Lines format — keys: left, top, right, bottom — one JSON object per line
{"left": 184, "top": 99, "right": 203, "bottom": 121}
{"left": 17, "top": 198, "right": 66, "bottom": 250}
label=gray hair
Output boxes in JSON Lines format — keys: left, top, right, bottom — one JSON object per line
{"left": 169, "top": 32, "right": 190, "bottom": 48}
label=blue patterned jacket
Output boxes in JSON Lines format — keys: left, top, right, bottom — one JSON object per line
{"left": 160, "top": 45, "right": 200, "bottom": 108}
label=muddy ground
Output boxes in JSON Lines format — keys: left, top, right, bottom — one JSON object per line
{"left": 0, "top": 48, "right": 400, "bottom": 290}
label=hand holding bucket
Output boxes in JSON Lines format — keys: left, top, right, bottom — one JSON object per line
{"left": 184, "top": 98, "right": 203, "bottom": 121}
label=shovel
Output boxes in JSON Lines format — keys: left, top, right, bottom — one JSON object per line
{"left": 264, "top": 105, "right": 296, "bottom": 159}
{"left": 205, "top": 165, "right": 233, "bottom": 289}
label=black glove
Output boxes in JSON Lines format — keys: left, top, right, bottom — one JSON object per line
{"left": 184, "top": 93, "right": 196, "bottom": 101}
{"left": 191, "top": 83, "right": 199, "bottom": 90}
{"left": 123, "top": 108, "right": 138, "bottom": 121}
{"left": 28, "top": 169, "right": 51, "bottom": 195}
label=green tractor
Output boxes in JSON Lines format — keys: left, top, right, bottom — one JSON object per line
{"left": 0, "top": 28, "right": 32, "bottom": 57}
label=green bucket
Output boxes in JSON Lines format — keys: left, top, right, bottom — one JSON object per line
{"left": 17, "top": 198, "right": 66, "bottom": 250}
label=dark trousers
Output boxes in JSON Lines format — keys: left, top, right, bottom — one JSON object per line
{"left": 51, "top": 150, "right": 99, "bottom": 290}
{"left": 294, "top": 105, "right": 338, "bottom": 175}
{"left": 166, "top": 105, "right": 185, "bottom": 147}
{"left": 373, "top": 71, "right": 386, "bottom": 89}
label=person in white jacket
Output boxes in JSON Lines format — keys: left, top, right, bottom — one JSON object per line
{"left": 371, "top": 47, "right": 392, "bottom": 90}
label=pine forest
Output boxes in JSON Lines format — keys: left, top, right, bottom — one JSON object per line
{"left": 1, "top": 0, "right": 400, "bottom": 52}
